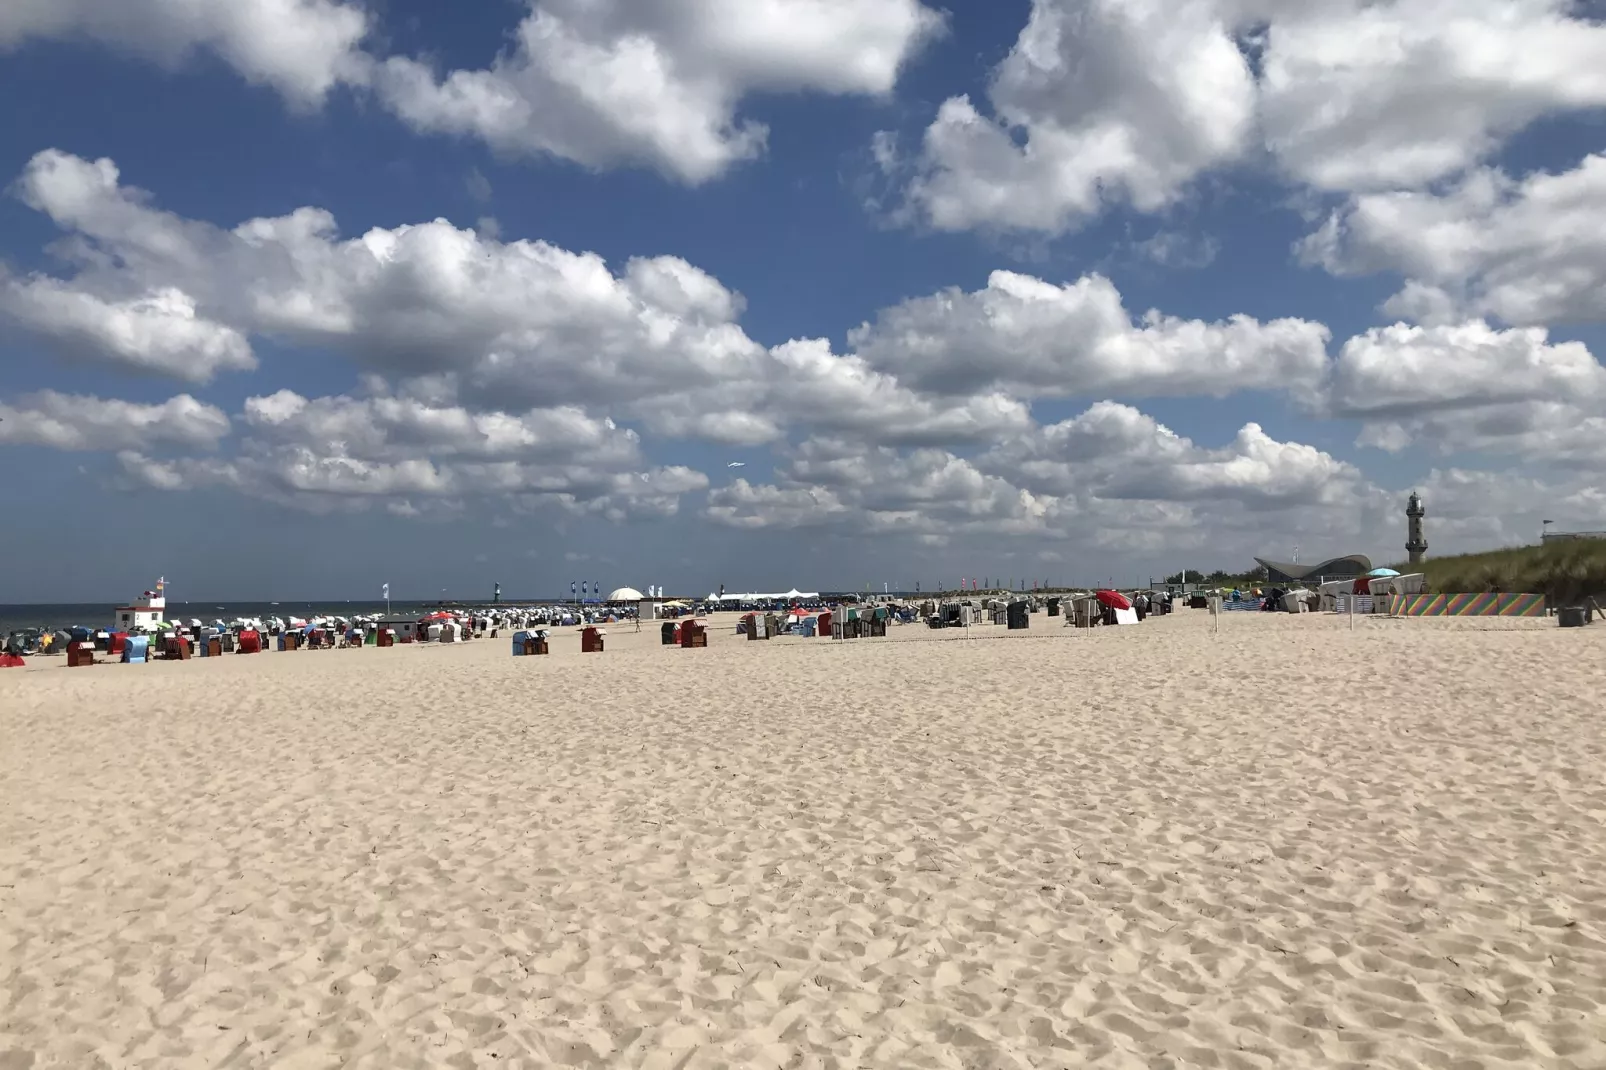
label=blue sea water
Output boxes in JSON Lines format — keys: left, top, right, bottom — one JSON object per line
{"left": 0, "top": 591, "right": 909, "bottom": 634}
{"left": 0, "top": 600, "right": 478, "bottom": 634}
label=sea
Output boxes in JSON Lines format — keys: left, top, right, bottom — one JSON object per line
{"left": 0, "top": 591, "right": 928, "bottom": 634}
{"left": 0, "top": 600, "right": 477, "bottom": 635}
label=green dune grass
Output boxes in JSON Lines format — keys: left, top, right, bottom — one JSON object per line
{"left": 1394, "top": 540, "right": 1606, "bottom": 602}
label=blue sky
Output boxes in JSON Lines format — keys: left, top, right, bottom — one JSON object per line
{"left": 3, "top": 0, "right": 1605, "bottom": 602}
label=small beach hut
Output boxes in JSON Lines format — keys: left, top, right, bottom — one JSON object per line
{"left": 121, "top": 636, "right": 149, "bottom": 664}
{"left": 581, "top": 626, "right": 604, "bottom": 653}
{"left": 67, "top": 642, "right": 96, "bottom": 667}
{"left": 679, "top": 620, "right": 708, "bottom": 648}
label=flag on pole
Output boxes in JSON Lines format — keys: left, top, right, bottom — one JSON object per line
{"left": 381, "top": 582, "right": 389, "bottom": 599}
{"left": 571, "top": 581, "right": 577, "bottom": 597}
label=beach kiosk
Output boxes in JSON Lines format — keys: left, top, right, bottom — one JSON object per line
{"left": 112, "top": 579, "right": 167, "bottom": 634}
{"left": 376, "top": 616, "right": 420, "bottom": 642}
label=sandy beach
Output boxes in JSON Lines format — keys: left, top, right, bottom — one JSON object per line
{"left": 4, "top": 610, "right": 1605, "bottom": 1069}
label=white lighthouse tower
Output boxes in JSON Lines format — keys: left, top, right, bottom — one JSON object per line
{"left": 113, "top": 577, "right": 168, "bottom": 631}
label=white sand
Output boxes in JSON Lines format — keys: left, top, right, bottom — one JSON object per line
{"left": 3, "top": 610, "right": 1605, "bottom": 1069}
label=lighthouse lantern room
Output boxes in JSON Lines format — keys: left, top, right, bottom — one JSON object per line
{"left": 114, "top": 578, "right": 168, "bottom": 631}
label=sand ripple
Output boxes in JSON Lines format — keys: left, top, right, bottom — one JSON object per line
{"left": 3, "top": 612, "right": 1605, "bottom": 1068}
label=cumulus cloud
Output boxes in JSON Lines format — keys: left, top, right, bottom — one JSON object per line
{"left": 1299, "top": 155, "right": 1606, "bottom": 326}
{"left": 373, "top": 0, "right": 942, "bottom": 183}
{"left": 891, "top": 0, "right": 1606, "bottom": 233}
{"left": 1325, "top": 322, "right": 1606, "bottom": 419}
{"left": 1308, "top": 321, "right": 1606, "bottom": 466}
{"left": 982, "top": 401, "right": 1366, "bottom": 510}
{"left": 895, "top": 0, "right": 1256, "bottom": 233}
{"left": 1, "top": 277, "right": 255, "bottom": 382}
{"left": 848, "top": 271, "right": 1330, "bottom": 399}
{"left": 180, "top": 387, "right": 706, "bottom": 516}
{"left": 708, "top": 401, "right": 1373, "bottom": 558}
{"left": 1252, "top": 0, "right": 1606, "bottom": 193}
{"left": 0, "top": 391, "right": 230, "bottom": 451}
{"left": 240, "top": 389, "right": 644, "bottom": 464}
{"left": 1, "top": 1, "right": 943, "bottom": 182}
{"left": 0, "top": 0, "right": 370, "bottom": 108}
{"left": 2, "top": 150, "right": 1036, "bottom": 449}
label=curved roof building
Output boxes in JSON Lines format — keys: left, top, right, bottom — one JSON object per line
{"left": 1253, "top": 554, "right": 1372, "bottom": 584}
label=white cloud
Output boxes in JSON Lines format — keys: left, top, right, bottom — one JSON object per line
{"left": 1300, "top": 155, "right": 1606, "bottom": 326}
{"left": 1325, "top": 321, "right": 1606, "bottom": 419}
{"left": 374, "top": 0, "right": 942, "bottom": 183}
{"left": 1311, "top": 322, "right": 1606, "bottom": 466}
{"left": 0, "top": 391, "right": 230, "bottom": 450}
{"left": 1253, "top": 0, "right": 1606, "bottom": 193}
{"left": 848, "top": 270, "right": 1330, "bottom": 399}
{"left": 1, "top": 1, "right": 941, "bottom": 183}
{"left": 0, "top": 277, "right": 256, "bottom": 382}
{"left": 0, "top": 0, "right": 370, "bottom": 108}
{"left": 240, "top": 389, "right": 644, "bottom": 464}
{"left": 705, "top": 479, "right": 850, "bottom": 530}
{"left": 5, "top": 149, "right": 1035, "bottom": 449}
{"left": 709, "top": 403, "right": 1371, "bottom": 553}
{"left": 891, "top": 0, "right": 1606, "bottom": 233}
{"left": 896, "top": 0, "right": 1256, "bottom": 233}
{"left": 982, "top": 401, "right": 1365, "bottom": 510}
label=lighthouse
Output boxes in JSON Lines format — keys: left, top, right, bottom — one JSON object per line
{"left": 1406, "top": 492, "right": 1427, "bottom": 565}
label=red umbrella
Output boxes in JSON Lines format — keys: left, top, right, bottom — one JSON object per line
{"left": 1096, "top": 590, "right": 1132, "bottom": 610}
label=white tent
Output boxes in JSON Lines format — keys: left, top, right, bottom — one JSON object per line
{"left": 608, "top": 586, "right": 644, "bottom": 601}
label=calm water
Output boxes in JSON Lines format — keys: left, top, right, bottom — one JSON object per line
{"left": 0, "top": 592, "right": 909, "bottom": 634}
{"left": 0, "top": 601, "right": 504, "bottom": 634}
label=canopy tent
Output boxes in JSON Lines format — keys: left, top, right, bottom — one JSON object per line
{"left": 608, "top": 587, "right": 645, "bottom": 601}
